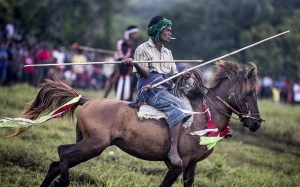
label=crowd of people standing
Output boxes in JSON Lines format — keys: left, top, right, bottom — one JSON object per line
{"left": 257, "top": 76, "right": 300, "bottom": 104}
{"left": 0, "top": 22, "right": 112, "bottom": 89}
{"left": 1, "top": 21, "right": 300, "bottom": 104}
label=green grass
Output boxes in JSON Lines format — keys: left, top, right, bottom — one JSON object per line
{"left": 0, "top": 84, "right": 300, "bottom": 187}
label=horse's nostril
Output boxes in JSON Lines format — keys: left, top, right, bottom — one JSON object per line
{"left": 241, "top": 118, "right": 248, "bottom": 127}
{"left": 254, "top": 121, "right": 261, "bottom": 128}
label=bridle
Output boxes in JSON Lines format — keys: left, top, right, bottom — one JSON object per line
{"left": 225, "top": 80, "right": 264, "bottom": 122}
{"left": 187, "top": 73, "right": 264, "bottom": 123}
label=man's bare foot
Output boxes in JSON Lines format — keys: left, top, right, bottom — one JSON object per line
{"left": 168, "top": 152, "right": 183, "bottom": 167}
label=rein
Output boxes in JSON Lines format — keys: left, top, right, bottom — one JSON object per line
{"left": 188, "top": 74, "right": 264, "bottom": 122}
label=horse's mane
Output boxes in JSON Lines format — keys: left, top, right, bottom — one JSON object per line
{"left": 208, "top": 60, "right": 258, "bottom": 94}
{"left": 174, "top": 60, "right": 258, "bottom": 103}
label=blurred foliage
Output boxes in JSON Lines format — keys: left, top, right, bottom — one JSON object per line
{"left": 162, "top": 0, "right": 300, "bottom": 79}
{"left": 0, "top": 0, "right": 299, "bottom": 79}
{"left": 0, "top": 0, "right": 128, "bottom": 49}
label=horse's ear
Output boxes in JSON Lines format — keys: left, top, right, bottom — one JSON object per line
{"left": 247, "top": 68, "right": 255, "bottom": 79}
{"left": 258, "top": 68, "right": 262, "bottom": 73}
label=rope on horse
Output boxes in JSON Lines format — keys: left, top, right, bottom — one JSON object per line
{"left": 172, "top": 69, "right": 205, "bottom": 98}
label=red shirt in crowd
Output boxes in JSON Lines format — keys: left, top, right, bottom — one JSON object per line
{"left": 24, "top": 55, "right": 34, "bottom": 73}
{"left": 37, "top": 49, "right": 52, "bottom": 62}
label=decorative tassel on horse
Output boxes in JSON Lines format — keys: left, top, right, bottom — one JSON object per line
{"left": 0, "top": 95, "right": 82, "bottom": 128}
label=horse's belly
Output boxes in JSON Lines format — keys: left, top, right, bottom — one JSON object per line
{"left": 112, "top": 138, "right": 169, "bottom": 161}
{"left": 112, "top": 120, "right": 170, "bottom": 161}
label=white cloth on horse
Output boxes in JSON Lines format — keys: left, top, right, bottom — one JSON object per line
{"left": 137, "top": 96, "right": 195, "bottom": 128}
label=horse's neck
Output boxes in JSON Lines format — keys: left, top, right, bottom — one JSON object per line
{"left": 206, "top": 83, "right": 232, "bottom": 132}
{"left": 189, "top": 99, "right": 206, "bottom": 131}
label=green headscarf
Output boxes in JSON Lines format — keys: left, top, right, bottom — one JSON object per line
{"left": 147, "top": 18, "right": 172, "bottom": 43}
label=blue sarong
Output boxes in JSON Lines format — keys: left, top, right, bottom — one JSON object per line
{"left": 128, "top": 72, "right": 173, "bottom": 107}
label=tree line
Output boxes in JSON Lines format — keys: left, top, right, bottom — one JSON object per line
{"left": 161, "top": 0, "right": 300, "bottom": 79}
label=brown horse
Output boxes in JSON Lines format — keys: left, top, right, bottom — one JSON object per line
{"left": 14, "top": 60, "right": 262, "bottom": 187}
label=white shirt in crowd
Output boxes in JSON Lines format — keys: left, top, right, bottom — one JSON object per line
{"left": 262, "top": 76, "right": 272, "bottom": 87}
{"left": 52, "top": 49, "right": 66, "bottom": 69}
{"left": 5, "top": 23, "right": 14, "bottom": 39}
{"left": 293, "top": 82, "right": 300, "bottom": 102}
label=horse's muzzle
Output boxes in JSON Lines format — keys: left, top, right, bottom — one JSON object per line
{"left": 241, "top": 117, "right": 261, "bottom": 132}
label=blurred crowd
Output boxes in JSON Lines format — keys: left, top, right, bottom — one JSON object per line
{"left": 0, "top": 22, "right": 114, "bottom": 90}
{"left": 0, "top": 22, "right": 300, "bottom": 104}
{"left": 257, "top": 76, "right": 300, "bottom": 104}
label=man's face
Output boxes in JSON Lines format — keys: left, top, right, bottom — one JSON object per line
{"left": 159, "top": 26, "right": 172, "bottom": 43}
{"left": 129, "top": 32, "right": 138, "bottom": 41}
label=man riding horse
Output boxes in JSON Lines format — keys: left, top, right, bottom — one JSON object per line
{"left": 122, "top": 15, "right": 192, "bottom": 167}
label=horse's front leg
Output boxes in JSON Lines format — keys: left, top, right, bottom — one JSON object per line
{"left": 159, "top": 161, "right": 182, "bottom": 187}
{"left": 183, "top": 163, "right": 197, "bottom": 187}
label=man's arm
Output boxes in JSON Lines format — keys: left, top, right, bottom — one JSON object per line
{"left": 133, "top": 63, "right": 149, "bottom": 78}
{"left": 122, "top": 58, "right": 149, "bottom": 78}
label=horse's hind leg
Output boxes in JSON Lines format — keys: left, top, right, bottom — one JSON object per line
{"left": 75, "top": 123, "right": 83, "bottom": 143}
{"left": 40, "top": 123, "right": 85, "bottom": 187}
{"left": 40, "top": 138, "right": 108, "bottom": 187}
{"left": 57, "top": 139, "right": 108, "bottom": 186}
{"left": 40, "top": 161, "right": 61, "bottom": 187}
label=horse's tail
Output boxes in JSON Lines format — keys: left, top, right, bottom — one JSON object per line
{"left": 9, "top": 79, "right": 84, "bottom": 137}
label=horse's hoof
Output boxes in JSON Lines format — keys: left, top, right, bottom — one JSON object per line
{"left": 225, "top": 133, "right": 232, "bottom": 138}
{"left": 50, "top": 180, "right": 60, "bottom": 187}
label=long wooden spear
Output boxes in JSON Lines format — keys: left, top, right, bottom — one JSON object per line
{"left": 24, "top": 60, "right": 203, "bottom": 67}
{"left": 152, "top": 30, "right": 290, "bottom": 88}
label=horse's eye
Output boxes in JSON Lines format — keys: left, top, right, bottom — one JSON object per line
{"left": 244, "top": 91, "right": 257, "bottom": 99}
{"left": 245, "top": 91, "right": 254, "bottom": 97}
{"left": 243, "top": 92, "right": 250, "bottom": 97}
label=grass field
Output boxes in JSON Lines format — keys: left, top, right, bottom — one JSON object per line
{"left": 0, "top": 84, "right": 299, "bottom": 187}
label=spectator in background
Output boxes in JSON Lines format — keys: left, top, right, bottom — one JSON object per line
{"left": 71, "top": 48, "right": 87, "bottom": 88}
{"left": 63, "top": 69, "right": 76, "bottom": 86}
{"left": 0, "top": 41, "right": 8, "bottom": 84}
{"left": 103, "top": 25, "right": 139, "bottom": 101}
{"left": 4, "top": 41, "right": 17, "bottom": 84}
{"left": 36, "top": 43, "right": 52, "bottom": 86}
{"left": 52, "top": 46, "right": 66, "bottom": 79}
{"left": 101, "top": 55, "right": 115, "bottom": 89}
{"left": 5, "top": 22, "right": 14, "bottom": 40}
{"left": 285, "top": 80, "right": 293, "bottom": 104}
{"left": 293, "top": 79, "right": 300, "bottom": 104}
{"left": 282, "top": 79, "right": 292, "bottom": 103}
{"left": 273, "top": 76, "right": 285, "bottom": 103}
{"left": 261, "top": 75, "right": 273, "bottom": 99}
{"left": 271, "top": 85, "right": 280, "bottom": 103}
{"left": 23, "top": 47, "right": 35, "bottom": 85}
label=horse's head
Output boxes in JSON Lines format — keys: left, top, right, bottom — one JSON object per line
{"left": 228, "top": 62, "right": 262, "bottom": 132}
{"left": 211, "top": 61, "right": 263, "bottom": 132}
